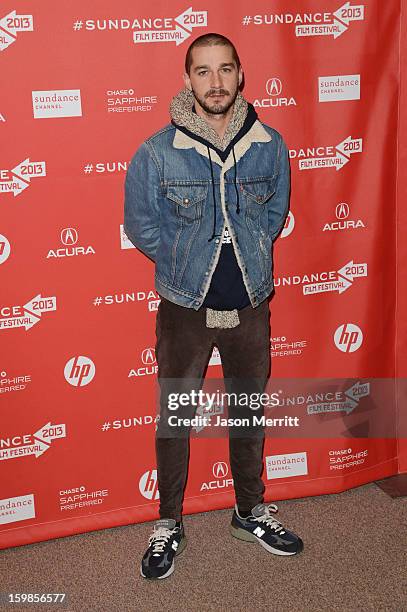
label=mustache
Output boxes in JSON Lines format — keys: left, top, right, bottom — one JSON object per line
{"left": 205, "top": 89, "right": 230, "bottom": 98}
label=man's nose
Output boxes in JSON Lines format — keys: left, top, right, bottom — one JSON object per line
{"left": 210, "top": 71, "right": 223, "bottom": 89}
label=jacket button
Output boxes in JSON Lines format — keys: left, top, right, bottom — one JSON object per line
{"left": 215, "top": 239, "right": 220, "bottom": 244}
{"left": 205, "top": 272, "right": 209, "bottom": 276}
{"left": 256, "top": 196, "right": 262, "bottom": 202}
{"left": 183, "top": 198, "right": 190, "bottom": 204}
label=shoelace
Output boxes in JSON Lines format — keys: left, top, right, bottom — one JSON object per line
{"left": 254, "top": 504, "right": 286, "bottom": 534}
{"left": 148, "top": 526, "right": 176, "bottom": 556}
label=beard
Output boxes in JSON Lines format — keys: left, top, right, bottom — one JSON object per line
{"left": 191, "top": 85, "right": 239, "bottom": 115}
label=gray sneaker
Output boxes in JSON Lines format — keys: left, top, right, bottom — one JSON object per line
{"left": 230, "top": 503, "right": 304, "bottom": 555}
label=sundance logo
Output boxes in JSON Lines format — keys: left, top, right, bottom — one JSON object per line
{"left": 133, "top": 8, "right": 207, "bottom": 46}
{"left": 274, "top": 260, "right": 368, "bottom": 295}
{"left": 93, "top": 289, "right": 160, "bottom": 312}
{"left": 290, "top": 136, "right": 362, "bottom": 171}
{"left": 307, "top": 381, "right": 370, "bottom": 415}
{"left": 83, "top": 161, "right": 128, "bottom": 175}
{"left": 75, "top": 7, "right": 207, "bottom": 46}
{"left": 0, "top": 294, "right": 57, "bottom": 331}
{"left": 0, "top": 422, "right": 66, "bottom": 461}
{"left": 0, "top": 10, "right": 33, "bottom": 52}
{"left": 32, "top": 90, "right": 82, "bottom": 119}
{"left": 193, "top": 402, "right": 223, "bottom": 433}
{"left": 0, "top": 158, "right": 46, "bottom": 197}
{"left": 302, "top": 261, "right": 367, "bottom": 295}
{"left": 248, "top": 3, "right": 365, "bottom": 39}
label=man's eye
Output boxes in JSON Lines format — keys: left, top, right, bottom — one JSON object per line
{"left": 222, "top": 68, "right": 232, "bottom": 73}
{"left": 198, "top": 71, "right": 207, "bottom": 76}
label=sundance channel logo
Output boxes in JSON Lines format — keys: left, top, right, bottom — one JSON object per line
{"left": 32, "top": 90, "right": 82, "bottom": 119}
{"left": 266, "top": 452, "right": 308, "bottom": 479}
{"left": 0, "top": 494, "right": 35, "bottom": 525}
{"left": 318, "top": 74, "right": 360, "bottom": 102}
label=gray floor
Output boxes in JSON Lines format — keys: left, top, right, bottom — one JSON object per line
{"left": 0, "top": 482, "right": 406, "bottom": 612}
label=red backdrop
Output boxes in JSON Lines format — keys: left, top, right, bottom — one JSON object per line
{"left": 0, "top": 0, "right": 405, "bottom": 549}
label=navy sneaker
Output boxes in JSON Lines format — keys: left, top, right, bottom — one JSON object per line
{"left": 140, "top": 518, "right": 187, "bottom": 580}
{"left": 230, "top": 503, "right": 304, "bottom": 556}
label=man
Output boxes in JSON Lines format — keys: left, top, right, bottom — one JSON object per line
{"left": 124, "top": 33, "right": 303, "bottom": 580}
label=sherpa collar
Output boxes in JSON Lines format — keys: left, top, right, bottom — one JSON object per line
{"left": 172, "top": 117, "right": 272, "bottom": 170}
{"left": 170, "top": 88, "right": 249, "bottom": 152}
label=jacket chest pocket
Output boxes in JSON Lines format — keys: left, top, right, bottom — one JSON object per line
{"left": 240, "top": 178, "right": 276, "bottom": 220}
{"left": 165, "top": 184, "right": 207, "bottom": 221}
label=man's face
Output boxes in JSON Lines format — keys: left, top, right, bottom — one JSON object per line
{"left": 184, "top": 44, "right": 243, "bottom": 115}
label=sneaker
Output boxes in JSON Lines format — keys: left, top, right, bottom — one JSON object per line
{"left": 140, "top": 518, "right": 187, "bottom": 580}
{"left": 230, "top": 503, "right": 303, "bottom": 556}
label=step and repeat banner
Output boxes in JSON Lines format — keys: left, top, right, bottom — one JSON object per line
{"left": 1, "top": 1, "right": 405, "bottom": 548}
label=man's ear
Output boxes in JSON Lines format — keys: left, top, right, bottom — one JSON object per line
{"left": 238, "top": 67, "right": 243, "bottom": 86}
{"left": 183, "top": 72, "right": 192, "bottom": 90}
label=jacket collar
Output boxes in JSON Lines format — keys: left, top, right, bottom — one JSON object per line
{"left": 173, "top": 120, "right": 272, "bottom": 173}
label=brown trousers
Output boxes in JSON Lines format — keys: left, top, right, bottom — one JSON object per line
{"left": 155, "top": 296, "right": 271, "bottom": 521}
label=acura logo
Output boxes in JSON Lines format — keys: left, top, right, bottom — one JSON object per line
{"left": 266, "top": 78, "right": 283, "bottom": 96}
{"left": 335, "top": 203, "right": 350, "bottom": 219}
{"left": 141, "top": 348, "right": 156, "bottom": 365}
{"left": 212, "top": 461, "right": 228, "bottom": 478}
{"left": 60, "top": 227, "right": 78, "bottom": 245}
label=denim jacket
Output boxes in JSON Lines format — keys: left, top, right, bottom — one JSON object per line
{"left": 124, "top": 119, "right": 290, "bottom": 310}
